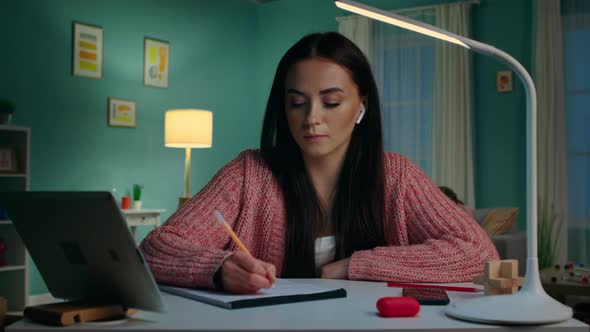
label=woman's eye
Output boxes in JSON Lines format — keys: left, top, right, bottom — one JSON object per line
{"left": 324, "top": 103, "right": 340, "bottom": 108}
{"left": 290, "top": 102, "right": 306, "bottom": 108}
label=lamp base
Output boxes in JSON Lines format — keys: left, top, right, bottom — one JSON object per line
{"left": 178, "top": 197, "right": 190, "bottom": 209}
{"left": 445, "top": 287, "right": 572, "bottom": 325}
{"left": 446, "top": 258, "right": 573, "bottom": 324}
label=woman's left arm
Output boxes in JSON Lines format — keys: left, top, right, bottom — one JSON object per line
{"left": 347, "top": 156, "right": 499, "bottom": 283}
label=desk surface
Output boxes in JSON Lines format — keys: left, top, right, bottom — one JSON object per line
{"left": 8, "top": 279, "right": 590, "bottom": 332}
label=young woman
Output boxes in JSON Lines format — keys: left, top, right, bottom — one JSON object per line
{"left": 140, "top": 32, "right": 498, "bottom": 294}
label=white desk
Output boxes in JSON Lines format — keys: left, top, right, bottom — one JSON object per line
{"left": 120, "top": 209, "right": 164, "bottom": 243}
{"left": 7, "top": 279, "right": 589, "bottom": 332}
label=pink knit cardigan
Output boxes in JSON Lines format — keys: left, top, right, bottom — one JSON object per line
{"left": 140, "top": 150, "right": 499, "bottom": 289}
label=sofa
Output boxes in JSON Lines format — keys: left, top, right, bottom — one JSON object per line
{"left": 473, "top": 208, "right": 527, "bottom": 275}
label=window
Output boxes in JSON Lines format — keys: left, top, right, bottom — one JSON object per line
{"left": 562, "top": 2, "right": 590, "bottom": 264}
{"left": 372, "top": 9, "right": 436, "bottom": 175}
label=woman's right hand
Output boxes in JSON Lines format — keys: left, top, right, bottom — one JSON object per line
{"left": 220, "top": 251, "right": 276, "bottom": 294}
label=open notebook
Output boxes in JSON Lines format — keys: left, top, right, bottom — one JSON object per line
{"left": 159, "top": 278, "right": 347, "bottom": 309}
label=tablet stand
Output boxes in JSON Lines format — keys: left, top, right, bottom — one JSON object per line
{"left": 24, "top": 301, "right": 137, "bottom": 326}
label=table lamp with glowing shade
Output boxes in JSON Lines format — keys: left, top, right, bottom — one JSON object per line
{"left": 165, "top": 110, "right": 212, "bottom": 208}
{"left": 335, "top": 0, "right": 573, "bottom": 325}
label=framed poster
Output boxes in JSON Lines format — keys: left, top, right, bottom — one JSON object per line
{"left": 144, "top": 38, "right": 169, "bottom": 88}
{"left": 496, "top": 70, "right": 513, "bottom": 93}
{"left": 108, "top": 97, "right": 137, "bottom": 128}
{"left": 73, "top": 22, "right": 103, "bottom": 79}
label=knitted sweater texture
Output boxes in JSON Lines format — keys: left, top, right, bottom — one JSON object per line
{"left": 140, "top": 150, "right": 499, "bottom": 289}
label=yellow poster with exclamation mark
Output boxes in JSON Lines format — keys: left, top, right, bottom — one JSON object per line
{"left": 144, "top": 38, "right": 169, "bottom": 88}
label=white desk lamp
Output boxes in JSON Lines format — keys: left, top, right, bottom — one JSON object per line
{"left": 165, "top": 109, "right": 213, "bottom": 209}
{"left": 335, "top": 0, "right": 573, "bottom": 325}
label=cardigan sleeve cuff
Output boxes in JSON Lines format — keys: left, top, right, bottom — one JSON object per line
{"left": 347, "top": 250, "right": 375, "bottom": 281}
{"left": 191, "top": 249, "right": 234, "bottom": 289}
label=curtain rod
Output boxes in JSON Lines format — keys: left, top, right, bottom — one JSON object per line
{"left": 336, "top": 0, "right": 481, "bottom": 18}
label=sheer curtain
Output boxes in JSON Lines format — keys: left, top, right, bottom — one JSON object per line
{"left": 339, "top": 4, "right": 474, "bottom": 206}
{"left": 372, "top": 9, "right": 436, "bottom": 174}
{"left": 561, "top": 0, "right": 590, "bottom": 265}
{"left": 534, "top": 0, "right": 568, "bottom": 266}
{"left": 433, "top": 3, "right": 475, "bottom": 207}
{"left": 337, "top": 15, "right": 372, "bottom": 62}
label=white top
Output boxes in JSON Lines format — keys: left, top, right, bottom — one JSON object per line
{"left": 314, "top": 235, "right": 336, "bottom": 269}
{"left": 120, "top": 209, "right": 165, "bottom": 215}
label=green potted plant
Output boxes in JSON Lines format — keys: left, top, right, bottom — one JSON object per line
{"left": 538, "top": 198, "right": 563, "bottom": 270}
{"left": 133, "top": 184, "right": 144, "bottom": 210}
{"left": 0, "top": 99, "right": 14, "bottom": 125}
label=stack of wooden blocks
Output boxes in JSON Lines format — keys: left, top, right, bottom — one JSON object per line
{"left": 474, "top": 259, "right": 524, "bottom": 295}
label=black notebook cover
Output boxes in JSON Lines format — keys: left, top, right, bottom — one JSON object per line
{"left": 159, "top": 279, "right": 347, "bottom": 309}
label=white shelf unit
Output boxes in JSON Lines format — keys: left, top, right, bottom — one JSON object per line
{"left": 0, "top": 125, "right": 30, "bottom": 314}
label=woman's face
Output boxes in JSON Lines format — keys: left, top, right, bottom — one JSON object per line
{"left": 284, "top": 57, "right": 363, "bottom": 161}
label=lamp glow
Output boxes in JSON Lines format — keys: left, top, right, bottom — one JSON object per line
{"left": 335, "top": 0, "right": 573, "bottom": 325}
{"left": 165, "top": 109, "right": 213, "bottom": 208}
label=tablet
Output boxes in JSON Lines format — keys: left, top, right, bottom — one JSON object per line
{"left": 0, "top": 191, "right": 165, "bottom": 312}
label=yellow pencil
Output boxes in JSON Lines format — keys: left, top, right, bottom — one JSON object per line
{"left": 214, "top": 210, "right": 252, "bottom": 256}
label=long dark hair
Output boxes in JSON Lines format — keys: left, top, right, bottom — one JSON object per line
{"left": 260, "top": 32, "right": 386, "bottom": 277}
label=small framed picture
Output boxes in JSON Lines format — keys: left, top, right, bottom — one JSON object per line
{"left": 0, "top": 147, "right": 17, "bottom": 173}
{"left": 496, "top": 69, "right": 513, "bottom": 93}
{"left": 72, "top": 22, "right": 103, "bottom": 79}
{"left": 108, "top": 97, "right": 137, "bottom": 128}
{"left": 144, "top": 38, "right": 169, "bottom": 88}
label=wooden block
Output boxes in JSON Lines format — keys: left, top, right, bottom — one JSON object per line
{"left": 488, "top": 278, "right": 512, "bottom": 288}
{"left": 500, "top": 260, "right": 518, "bottom": 278}
{"left": 484, "top": 285, "right": 518, "bottom": 295}
{"left": 487, "top": 277, "right": 524, "bottom": 289}
{"left": 502, "top": 287, "right": 518, "bottom": 294}
{"left": 24, "top": 301, "right": 133, "bottom": 326}
{"left": 497, "top": 285, "right": 520, "bottom": 295}
{"left": 485, "top": 261, "right": 501, "bottom": 278}
{"left": 478, "top": 260, "right": 525, "bottom": 296}
{"left": 484, "top": 287, "right": 501, "bottom": 296}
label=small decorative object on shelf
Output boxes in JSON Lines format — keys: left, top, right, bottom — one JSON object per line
{"left": 0, "top": 238, "right": 7, "bottom": 267}
{"left": 541, "top": 262, "right": 590, "bottom": 291}
{"left": 133, "top": 184, "right": 143, "bottom": 210}
{"left": 0, "top": 99, "right": 14, "bottom": 125}
{"left": 121, "top": 196, "right": 131, "bottom": 210}
{"left": 0, "top": 147, "right": 18, "bottom": 173}
{"left": 473, "top": 259, "right": 524, "bottom": 295}
{"left": 543, "top": 262, "right": 590, "bottom": 284}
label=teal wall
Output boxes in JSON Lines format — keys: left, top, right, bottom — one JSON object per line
{"left": 471, "top": 0, "right": 532, "bottom": 230}
{"left": 3, "top": 0, "right": 534, "bottom": 296}
{"left": 0, "top": 2, "right": 10, "bottom": 97}
{"left": 3, "top": 0, "right": 258, "bottom": 295}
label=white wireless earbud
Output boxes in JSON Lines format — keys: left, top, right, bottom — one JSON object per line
{"left": 356, "top": 105, "right": 366, "bottom": 124}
